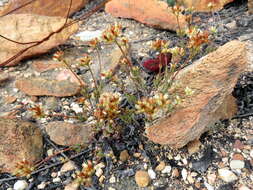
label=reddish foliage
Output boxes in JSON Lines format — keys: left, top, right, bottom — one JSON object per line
{"left": 140, "top": 53, "right": 172, "bottom": 73}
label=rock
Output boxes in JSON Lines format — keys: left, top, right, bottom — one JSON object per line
{"left": 155, "top": 161, "right": 166, "bottom": 171}
{"left": 187, "top": 139, "right": 202, "bottom": 155}
{"left": 233, "top": 139, "right": 244, "bottom": 149}
{"left": 249, "top": 0, "right": 253, "bottom": 15}
{"left": 207, "top": 173, "right": 216, "bottom": 184}
{"left": 56, "top": 69, "right": 85, "bottom": 86}
{"left": 0, "top": 118, "right": 43, "bottom": 173}
{"left": 181, "top": 168, "right": 188, "bottom": 181}
{"left": 0, "top": 14, "right": 78, "bottom": 67}
{"left": 15, "top": 77, "right": 81, "bottom": 97}
{"left": 0, "top": 0, "right": 88, "bottom": 17}
{"left": 45, "top": 121, "right": 93, "bottom": 146}
{"left": 171, "top": 168, "right": 179, "bottom": 178}
{"left": 218, "top": 168, "right": 238, "bottom": 183}
{"left": 32, "top": 60, "right": 63, "bottom": 73}
{"left": 146, "top": 40, "right": 253, "bottom": 148}
{"left": 75, "top": 30, "right": 103, "bottom": 42}
{"left": 148, "top": 169, "right": 156, "bottom": 179}
{"left": 64, "top": 181, "right": 80, "bottom": 190}
{"left": 0, "top": 73, "right": 10, "bottom": 85}
{"left": 232, "top": 153, "right": 244, "bottom": 161}
{"left": 61, "top": 161, "right": 77, "bottom": 173}
{"left": 119, "top": 150, "right": 130, "bottom": 162}
{"left": 13, "top": 180, "right": 28, "bottom": 190}
{"left": 135, "top": 170, "right": 150, "bottom": 187}
{"left": 180, "top": 0, "right": 234, "bottom": 12}
{"left": 161, "top": 165, "right": 172, "bottom": 174}
{"left": 4, "top": 95, "right": 17, "bottom": 104}
{"left": 191, "top": 146, "right": 215, "bottom": 173}
{"left": 105, "top": 0, "right": 186, "bottom": 31}
{"left": 230, "top": 160, "right": 245, "bottom": 169}
{"left": 239, "top": 185, "right": 250, "bottom": 190}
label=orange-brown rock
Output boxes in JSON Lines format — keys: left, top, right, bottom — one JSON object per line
{"left": 0, "top": 118, "right": 43, "bottom": 173}
{"left": 105, "top": 0, "right": 186, "bottom": 31}
{"left": 0, "top": 0, "right": 88, "bottom": 17}
{"left": 179, "top": 0, "right": 234, "bottom": 12}
{"left": 146, "top": 40, "right": 253, "bottom": 148}
{"left": 45, "top": 121, "right": 93, "bottom": 146}
{"left": 249, "top": 0, "right": 253, "bottom": 14}
{"left": 0, "top": 14, "right": 78, "bottom": 67}
{"left": 15, "top": 77, "right": 81, "bottom": 97}
{"left": 31, "top": 60, "right": 63, "bottom": 73}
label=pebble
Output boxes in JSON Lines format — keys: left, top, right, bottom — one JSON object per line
{"left": 52, "top": 177, "right": 61, "bottom": 183}
{"left": 95, "top": 168, "right": 103, "bottom": 178}
{"left": 148, "top": 168, "right": 156, "bottom": 179}
{"left": 155, "top": 161, "right": 165, "bottom": 171}
{"left": 207, "top": 173, "right": 216, "bottom": 184}
{"left": 230, "top": 160, "right": 245, "bottom": 169}
{"left": 204, "top": 182, "right": 214, "bottom": 190}
{"left": 181, "top": 168, "right": 188, "bottom": 181}
{"left": 64, "top": 181, "right": 80, "bottom": 190}
{"left": 250, "top": 149, "right": 253, "bottom": 158}
{"left": 135, "top": 170, "right": 150, "bottom": 187}
{"left": 239, "top": 185, "right": 250, "bottom": 190}
{"left": 109, "top": 175, "right": 116, "bottom": 183}
{"left": 171, "top": 168, "right": 179, "bottom": 178}
{"left": 51, "top": 172, "right": 57, "bottom": 178}
{"left": 37, "top": 182, "right": 46, "bottom": 189}
{"left": 161, "top": 165, "right": 172, "bottom": 174}
{"left": 218, "top": 168, "right": 238, "bottom": 183}
{"left": 13, "top": 180, "right": 28, "bottom": 190}
{"left": 108, "top": 187, "right": 116, "bottom": 190}
{"left": 119, "top": 150, "right": 130, "bottom": 162}
{"left": 61, "top": 161, "right": 77, "bottom": 173}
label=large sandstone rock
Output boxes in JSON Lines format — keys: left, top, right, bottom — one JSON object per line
{"left": 146, "top": 40, "right": 253, "bottom": 148}
{"left": 105, "top": 0, "right": 187, "bottom": 31}
{"left": 15, "top": 77, "right": 81, "bottom": 97}
{"left": 0, "top": 14, "right": 78, "bottom": 67}
{"left": 0, "top": 118, "right": 43, "bottom": 173}
{"left": 45, "top": 121, "right": 93, "bottom": 146}
{"left": 179, "top": 0, "right": 234, "bottom": 12}
{"left": 0, "top": 0, "right": 88, "bottom": 17}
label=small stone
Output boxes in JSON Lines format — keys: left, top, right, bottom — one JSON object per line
{"left": 53, "top": 177, "right": 61, "bottom": 183}
{"left": 172, "top": 168, "right": 179, "bottom": 178}
{"left": 95, "top": 168, "right": 103, "bottom": 178}
{"left": 187, "top": 174, "right": 195, "bottom": 184}
{"left": 207, "top": 173, "right": 216, "bottom": 184}
{"left": 13, "top": 180, "right": 28, "bottom": 190}
{"left": 135, "top": 170, "right": 150, "bottom": 187}
{"left": 61, "top": 161, "right": 77, "bottom": 173}
{"left": 148, "top": 169, "right": 156, "bottom": 179}
{"left": 230, "top": 160, "right": 245, "bottom": 169}
{"left": 161, "top": 165, "right": 171, "bottom": 174}
{"left": 234, "top": 140, "right": 244, "bottom": 150}
{"left": 37, "top": 182, "right": 46, "bottom": 189}
{"left": 4, "top": 96, "right": 17, "bottom": 104}
{"left": 187, "top": 139, "right": 202, "bottom": 155}
{"left": 51, "top": 172, "right": 57, "bottom": 178}
{"left": 64, "top": 181, "right": 80, "bottom": 190}
{"left": 250, "top": 150, "right": 253, "bottom": 158}
{"left": 225, "top": 21, "right": 236, "bottom": 29}
{"left": 218, "top": 168, "right": 238, "bottom": 182}
{"left": 108, "top": 187, "right": 116, "bottom": 190}
{"left": 181, "top": 168, "right": 188, "bottom": 181}
{"left": 232, "top": 153, "right": 244, "bottom": 161}
{"left": 99, "top": 175, "right": 105, "bottom": 183}
{"left": 70, "top": 102, "right": 83, "bottom": 113}
{"left": 155, "top": 161, "right": 165, "bottom": 171}
{"left": 204, "top": 182, "right": 214, "bottom": 190}
{"left": 47, "top": 149, "right": 54, "bottom": 156}
{"left": 239, "top": 185, "right": 250, "bottom": 190}
{"left": 119, "top": 150, "right": 130, "bottom": 162}
{"left": 109, "top": 175, "right": 116, "bottom": 183}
